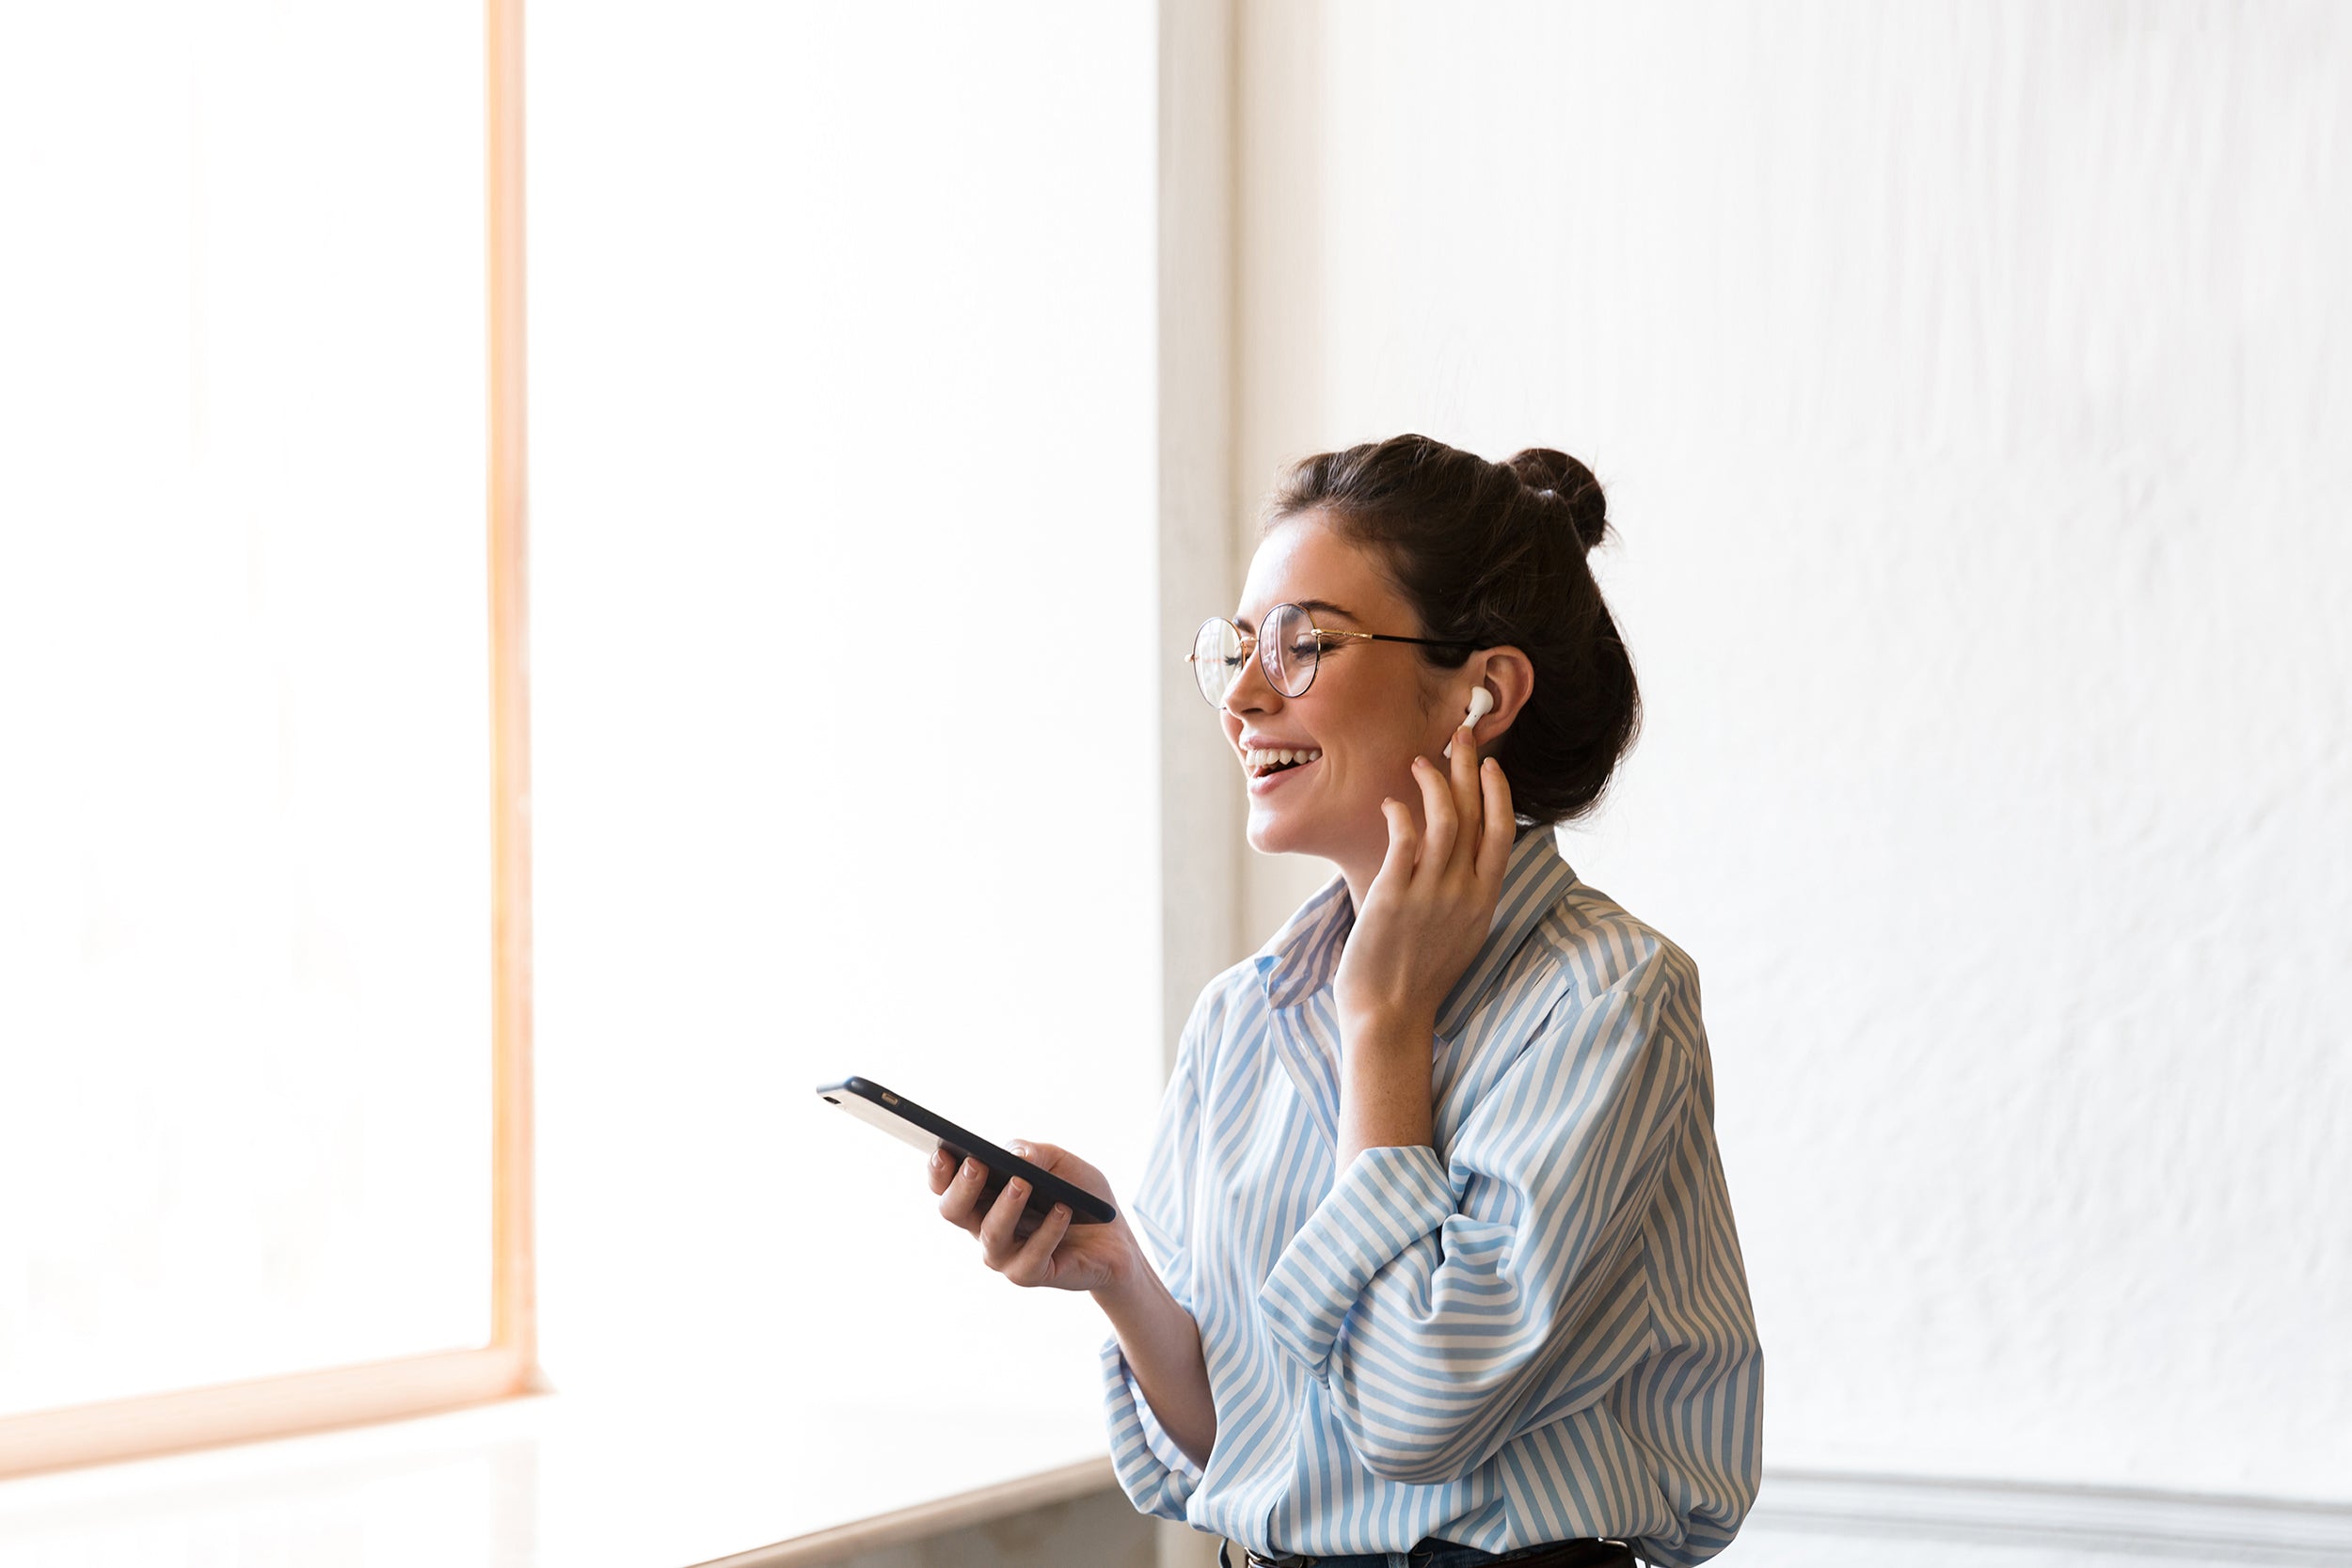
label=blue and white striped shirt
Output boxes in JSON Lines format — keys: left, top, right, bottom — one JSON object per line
{"left": 1102, "top": 826, "right": 1763, "bottom": 1565}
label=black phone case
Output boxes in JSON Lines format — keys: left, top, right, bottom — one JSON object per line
{"left": 817, "top": 1075, "right": 1118, "bottom": 1226}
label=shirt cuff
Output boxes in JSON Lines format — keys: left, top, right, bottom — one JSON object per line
{"left": 1099, "top": 1335, "right": 1204, "bottom": 1521}
{"left": 1257, "top": 1142, "right": 1455, "bottom": 1377}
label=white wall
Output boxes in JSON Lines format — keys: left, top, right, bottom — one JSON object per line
{"left": 1230, "top": 0, "right": 2351, "bottom": 1499}
{"left": 527, "top": 0, "right": 1163, "bottom": 1420}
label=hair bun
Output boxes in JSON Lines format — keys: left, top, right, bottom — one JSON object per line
{"left": 1504, "top": 447, "right": 1608, "bottom": 554}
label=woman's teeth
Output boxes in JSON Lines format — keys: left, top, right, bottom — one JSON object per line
{"left": 1245, "top": 747, "right": 1322, "bottom": 777}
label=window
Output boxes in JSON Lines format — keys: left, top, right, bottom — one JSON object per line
{"left": 0, "top": 0, "right": 531, "bottom": 1473}
{"left": 2, "top": 0, "right": 1167, "bottom": 1479}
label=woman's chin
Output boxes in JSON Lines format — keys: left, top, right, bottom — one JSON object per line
{"left": 1245, "top": 805, "right": 1308, "bottom": 859}
{"left": 1246, "top": 802, "right": 1349, "bottom": 863}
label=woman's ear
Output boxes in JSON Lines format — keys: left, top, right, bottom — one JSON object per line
{"left": 1469, "top": 647, "right": 1534, "bottom": 740}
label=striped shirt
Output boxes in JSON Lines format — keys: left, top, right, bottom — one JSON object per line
{"left": 1101, "top": 826, "right": 1763, "bottom": 1565}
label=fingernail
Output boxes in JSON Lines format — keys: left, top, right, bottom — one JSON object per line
{"left": 1007, "top": 1180, "right": 1028, "bottom": 1201}
{"left": 1053, "top": 1204, "right": 1071, "bottom": 1220}
{"left": 962, "top": 1158, "right": 980, "bottom": 1180}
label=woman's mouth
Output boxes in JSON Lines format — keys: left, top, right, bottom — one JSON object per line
{"left": 1242, "top": 746, "right": 1321, "bottom": 795}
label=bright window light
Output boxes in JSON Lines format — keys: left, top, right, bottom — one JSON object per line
{"left": 0, "top": 1, "right": 492, "bottom": 1415}
{"left": 525, "top": 2, "right": 1163, "bottom": 1413}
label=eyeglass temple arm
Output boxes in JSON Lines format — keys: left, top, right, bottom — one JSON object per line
{"left": 1184, "top": 625, "right": 1477, "bottom": 660}
{"left": 1327, "top": 630, "right": 1481, "bottom": 650}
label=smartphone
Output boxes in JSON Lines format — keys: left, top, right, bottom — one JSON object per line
{"left": 816, "top": 1075, "right": 1117, "bottom": 1226}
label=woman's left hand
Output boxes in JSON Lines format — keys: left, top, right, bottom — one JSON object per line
{"left": 1332, "top": 721, "right": 1516, "bottom": 1037}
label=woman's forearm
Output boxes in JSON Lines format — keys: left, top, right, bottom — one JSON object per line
{"left": 1093, "top": 1258, "right": 1216, "bottom": 1469}
{"left": 1335, "top": 1006, "right": 1438, "bottom": 1170}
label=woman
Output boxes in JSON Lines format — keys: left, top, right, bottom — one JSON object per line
{"left": 927, "top": 436, "right": 1763, "bottom": 1567}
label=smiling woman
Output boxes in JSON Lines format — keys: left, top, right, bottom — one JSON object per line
{"left": 1262, "top": 437, "right": 1643, "bottom": 831}
{"left": 924, "top": 435, "right": 1764, "bottom": 1567}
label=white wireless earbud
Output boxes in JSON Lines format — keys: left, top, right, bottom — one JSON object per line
{"left": 1442, "top": 687, "right": 1497, "bottom": 757}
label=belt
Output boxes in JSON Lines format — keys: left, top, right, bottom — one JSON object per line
{"left": 1224, "top": 1538, "right": 1636, "bottom": 1568}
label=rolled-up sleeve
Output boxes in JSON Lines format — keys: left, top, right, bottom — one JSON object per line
{"left": 1099, "top": 987, "right": 1217, "bottom": 1520}
{"left": 1257, "top": 951, "right": 1695, "bottom": 1486}
{"left": 1102, "top": 1336, "right": 1205, "bottom": 1518}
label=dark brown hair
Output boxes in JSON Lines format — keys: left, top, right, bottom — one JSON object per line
{"left": 1268, "top": 434, "right": 1640, "bottom": 828}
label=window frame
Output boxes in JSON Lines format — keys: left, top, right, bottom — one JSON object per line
{"left": 0, "top": 0, "right": 537, "bottom": 1481}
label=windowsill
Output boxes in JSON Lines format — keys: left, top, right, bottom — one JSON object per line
{"left": 0, "top": 1378, "right": 1114, "bottom": 1567}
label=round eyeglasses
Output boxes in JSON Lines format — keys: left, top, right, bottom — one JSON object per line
{"left": 1186, "top": 603, "right": 1480, "bottom": 707}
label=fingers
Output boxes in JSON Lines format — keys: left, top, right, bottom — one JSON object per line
{"left": 1412, "top": 721, "right": 1486, "bottom": 882}
{"left": 934, "top": 1153, "right": 991, "bottom": 1235}
{"left": 977, "top": 1170, "right": 1035, "bottom": 1265}
{"left": 1013, "top": 1139, "right": 1118, "bottom": 1207}
{"left": 1001, "top": 1203, "right": 1073, "bottom": 1287}
{"left": 1475, "top": 756, "right": 1514, "bottom": 887}
{"left": 1375, "top": 795, "right": 1420, "bottom": 894}
{"left": 1445, "top": 721, "right": 1485, "bottom": 873}
{"left": 1409, "top": 753, "right": 1457, "bottom": 875}
{"left": 935, "top": 1140, "right": 1110, "bottom": 1291}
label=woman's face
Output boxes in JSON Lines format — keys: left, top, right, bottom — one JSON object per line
{"left": 1220, "top": 513, "right": 1473, "bottom": 874}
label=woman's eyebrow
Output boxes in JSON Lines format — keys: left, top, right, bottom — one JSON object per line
{"left": 1233, "top": 598, "right": 1357, "bottom": 634}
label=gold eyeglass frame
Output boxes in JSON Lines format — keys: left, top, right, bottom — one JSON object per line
{"left": 1187, "top": 604, "right": 1480, "bottom": 706}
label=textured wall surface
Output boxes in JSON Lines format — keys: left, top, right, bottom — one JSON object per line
{"left": 1231, "top": 1, "right": 2350, "bottom": 1498}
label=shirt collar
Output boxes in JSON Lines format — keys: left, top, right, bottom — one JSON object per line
{"left": 1251, "top": 826, "right": 1578, "bottom": 1037}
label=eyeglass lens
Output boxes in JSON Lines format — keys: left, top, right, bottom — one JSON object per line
{"left": 1191, "top": 604, "right": 1322, "bottom": 706}
{"left": 1192, "top": 617, "right": 1243, "bottom": 705}
{"left": 1264, "top": 603, "right": 1319, "bottom": 695}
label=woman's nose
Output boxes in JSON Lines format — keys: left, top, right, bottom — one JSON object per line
{"left": 1220, "top": 644, "right": 1281, "bottom": 714}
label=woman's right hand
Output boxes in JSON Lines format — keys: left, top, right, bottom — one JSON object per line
{"left": 935, "top": 1141, "right": 1219, "bottom": 1469}
{"left": 927, "top": 1140, "right": 1139, "bottom": 1296}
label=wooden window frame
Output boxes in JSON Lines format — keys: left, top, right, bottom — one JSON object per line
{"left": 0, "top": 0, "right": 537, "bottom": 1481}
